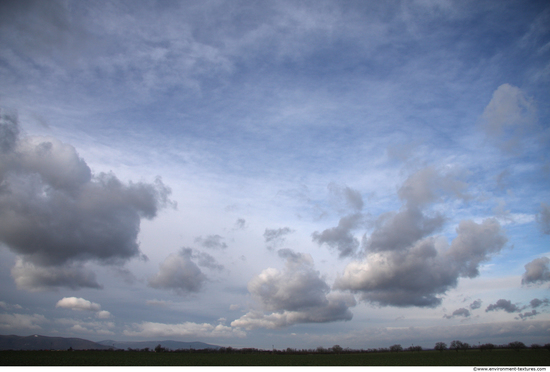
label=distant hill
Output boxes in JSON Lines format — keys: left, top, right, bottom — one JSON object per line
{"left": 97, "top": 339, "right": 221, "bottom": 350}
{"left": 0, "top": 334, "right": 112, "bottom": 351}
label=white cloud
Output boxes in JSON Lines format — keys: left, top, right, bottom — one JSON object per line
{"left": 232, "top": 249, "right": 356, "bottom": 329}
{"left": 56, "top": 297, "right": 101, "bottom": 312}
{"left": 0, "top": 313, "right": 47, "bottom": 331}
{"left": 124, "top": 321, "right": 246, "bottom": 338}
{"left": 148, "top": 249, "right": 208, "bottom": 294}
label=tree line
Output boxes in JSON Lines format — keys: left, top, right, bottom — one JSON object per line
{"left": 127, "top": 341, "right": 550, "bottom": 354}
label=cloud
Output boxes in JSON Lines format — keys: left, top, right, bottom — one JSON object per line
{"left": 56, "top": 297, "right": 101, "bottom": 312}
{"left": 312, "top": 185, "right": 368, "bottom": 258}
{"left": 96, "top": 310, "right": 111, "bottom": 319}
{"left": 55, "top": 296, "right": 112, "bottom": 319}
{"left": 0, "top": 313, "right": 47, "bottom": 331}
{"left": 56, "top": 318, "right": 115, "bottom": 335}
{"left": 335, "top": 217, "right": 506, "bottom": 308}
{"left": 11, "top": 259, "right": 102, "bottom": 291}
{"left": 312, "top": 213, "right": 363, "bottom": 258}
{"left": 334, "top": 167, "right": 507, "bottom": 308}
{"left": 124, "top": 321, "right": 246, "bottom": 338}
{"left": 469, "top": 299, "right": 482, "bottom": 310}
{"left": 443, "top": 308, "right": 470, "bottom": 319}
{"left": 536, "top": 203, "right": 550, "bottom": 234}
{"left": 517, "top": 310, "right": 538, "bottom": 320}
{"left": 195, "top": 235, "right": 227, "bottom": 250}
{"left": 264, "top": 227, "right": 294, "bottom": 250}
{"left": 481, "top": 84, "right": 538, "bottom": 154}
{"left": 530, "top": 298, "right": 549, "bottom": 308}
{"left": 397, "top": 166, "right": 469, "bottom": 208}
{"left": 0, "top": 112, "right": 172, "bottom": 290}
{"left": 231, "top": 249, "right": 355, "bottom": 329}
{"left": 485, "top": 299, "right": 521, "bottom": 313}
{"left": 146, "top": 300, "right": 170, "bottom": 308}
{"left": 327, "top": 183, "right": 364, "bottom": 212}
{"left": 365, "top": 207, "right": 445, "bottom": 253}
{"left": 521, "top": 257, "right": 550, "bottom": 285}
{"left": 234, "top": 218, "right": 247, "bottom": 230}
{"left": 148, "top": 248, "right": 222, "bottom": 294}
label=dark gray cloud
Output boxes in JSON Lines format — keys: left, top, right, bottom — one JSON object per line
{"left": 517, "top": 310, "right": 537, "bottom": 320}
{"left": 312, "top": 213, "right": 363, "bottom": 258}
{"left": 148, "top": 249, "right": 208, "bottom": 295}
{"left": 0, "top": 114, "right": 172, "bottom": 290}
{"left": 263, "top": 227, "right": 294, "bottom": 250}
{"left": 334, "top": 167, "right": 507, "bottom": 308}
{"left": 231, "top": 249, "right": 356, "bottom": 329}
{"left": 10, "top": 258, "right": 102, "bottom": 292}
{"left": 470, "top": 299, "right": 482, "bottom": 310}
{"left": 365, "top": 207, "right": 445, "bottom": 253}
{"left": 444, "top": 308, "right": 470, "bottom": 319}
{"left": 530, "top": 298, "right": 549, "bottom": 308}
{"left": 334, "top": 169, "right": 507, "bottom": 307}
{"left": 536, "top": 203, "right": 550, "bottom": 234}
{"left": 194, "top": 235, "right": 227, "bottom": 250}
{"left": 312, "top": 185, "right": 366, "bottom": 258}
{"left": 485, "top": 299, "right": 521, "bottom": 313}
{"left": 521, "top": 257, "right": 550, "bottom": 285}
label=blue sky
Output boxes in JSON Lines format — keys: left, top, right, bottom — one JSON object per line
{"left": 0, "top": 0, "right": 549, "bottom": 350}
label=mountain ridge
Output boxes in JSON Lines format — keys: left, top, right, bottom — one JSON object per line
{"left": 0, "top": 334, "right": 221, "bottom": 351}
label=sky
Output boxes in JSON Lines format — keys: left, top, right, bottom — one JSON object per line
{"left": 0, "top": 0, "right": 549, "bottom": 350}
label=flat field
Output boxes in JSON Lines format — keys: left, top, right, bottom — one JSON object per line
{"left": 1, "top": 349, "right": 549, "bottom": 366}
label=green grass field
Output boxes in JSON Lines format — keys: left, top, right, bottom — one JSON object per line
{"left": 1, "top": 349, "right": 549, "bottom": 366}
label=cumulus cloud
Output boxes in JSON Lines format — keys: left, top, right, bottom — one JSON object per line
{"left": 55, "top": 297, "right": 111, "bottom": 319}
{"left": 333, "top": 167, "right": 506, "bottom": 308}
{"left": 469, "top": 299, "right": 482, "bottom": 310}
{"left": 264, "top": 227, "right": 294, "bottom": 250}
{"left": 522, "top": 257, "right": 550, "bottom": 285}
{"left": 0, "top": 313, "right": 47, "bottom": 331}
{"left": 11, "top": 259, "right": 102, "bottom": 291}
{"left": 335, "top": 218, "right": 506, "bottom": 308}
{"left": 443, "top": 308, "right": 470, "bottom": 319}
{"left": 148, "top": 248, "right": 221, "bottom": 294}
{"left": 0, "top": 111, "right": 172, "bottom": 290}
{"left": 485, "top": 299, "right": 521, "bottom": 313}
{"left": 482, "top": 84, "right": 538, "bottom": 154}
{"left": 231, "top": 249, "right": 355, "bottom": 329}
{"left": 530, "top": 298, "right": 549, "bottom": 308}
{"left": 536, "top": 203, "right": 550, "bottom": 234}
{"left": 195, "top": 235, "right": 227, "bottom": 250}
{"left": 312, "top": 185, "right": 368, "bottom": 258}
{"left": 56, "top": 297, "right": 101, "bottom": 312}
{"left": 312, "top": 213, "right": 363, "bottom": 258}
{"left": 365, "top": 207, "right": 444, "bottom": 253}
{"left": 124, "top": 321, "right": 246, "bottom": 338}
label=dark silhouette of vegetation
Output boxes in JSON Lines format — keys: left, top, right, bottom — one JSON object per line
{"left": 434, "top": 342, "right": 447, "bottom": 352}
{"left": 479, "top": 343, "right": 495, "bottom": 352}
{"left": 2, "top": 338, "right": 548, "bottom": 356}
{"left": 508, "top": 341, "right": 526, "bottom": 351}
{"left": 331, "top": 345, "right": 343, "bottom": 354}
{"left": 390, "top": 344, "right": 403, "bottom": 352}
